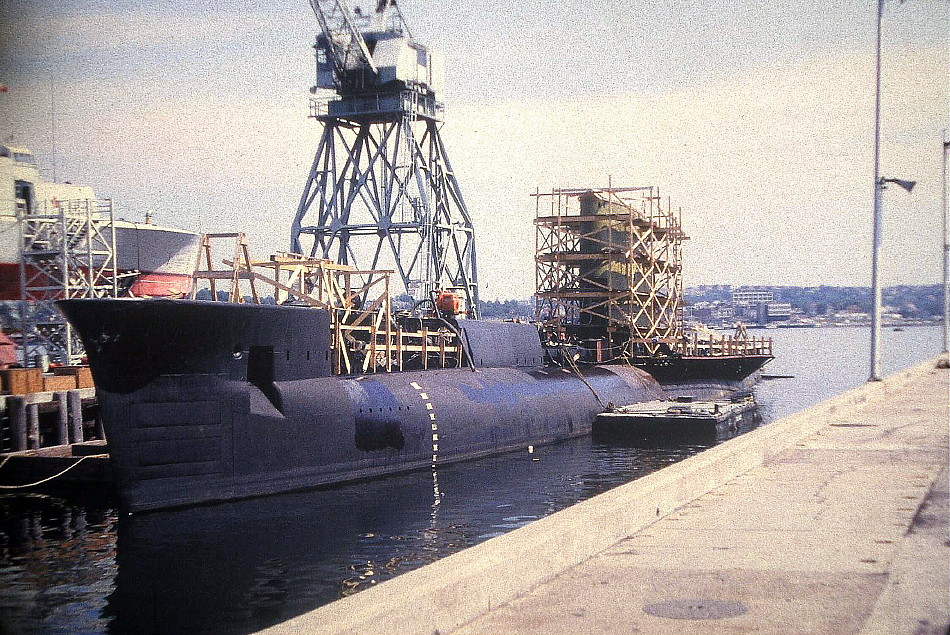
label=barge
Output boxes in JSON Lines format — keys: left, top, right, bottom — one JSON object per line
{"left": 593, "top": 396, "right": 758, "bottom": 437}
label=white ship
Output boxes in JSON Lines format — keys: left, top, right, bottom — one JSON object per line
{"left": 0, "top": 142, "right": 201, "bottom": 300}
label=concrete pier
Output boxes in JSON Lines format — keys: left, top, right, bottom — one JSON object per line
{"left": 259, "top": 359, "right": 948, "bottom": 635}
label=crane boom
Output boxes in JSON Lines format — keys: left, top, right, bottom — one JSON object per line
{"left": 309, "top": 0, "right": 378, "bottom": 83}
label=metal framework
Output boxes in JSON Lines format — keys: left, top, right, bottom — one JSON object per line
{"left": 291, "top": 94, "right": 478, "bottom": 317}
{"left": 17, "top": 198, "right": 122, "bottom": 365}
{"left": 534, "top": 186, "right": 686, "bottom": 356}
{"left": 291, "top": 0, "right": 478, "bottom": 316}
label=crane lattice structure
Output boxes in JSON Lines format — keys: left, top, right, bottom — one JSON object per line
{"left": 291, "top": 0, "right": 479, "bottom": 316}
{"left": 534, "top": 186, "right": 687, "bottom": 358}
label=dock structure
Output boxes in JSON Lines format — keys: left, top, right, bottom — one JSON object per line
{"left": 258, "top": 359, "right": 948, "bottom": 635}
{"left": 0, "top": 386, "right": 98, "bottom": 450}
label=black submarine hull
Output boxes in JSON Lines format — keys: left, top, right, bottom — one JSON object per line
{"left": 59, "top": 298, "right": 666, "bottom": 512}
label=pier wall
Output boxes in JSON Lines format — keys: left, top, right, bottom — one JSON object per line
{"left": 258, "top": 358, "right": 948, "bottom": 635}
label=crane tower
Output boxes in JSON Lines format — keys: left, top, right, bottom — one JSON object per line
{"left": 291, "top": 0, "right": 479, "bottom": 316}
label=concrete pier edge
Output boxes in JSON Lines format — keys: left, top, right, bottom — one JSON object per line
{"left": 258, "top": 359, "right": 947, "bottom": 635}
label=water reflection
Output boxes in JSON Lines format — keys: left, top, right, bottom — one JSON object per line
{"left": 0, "top": 494, "right": 117, "bottom": 635}
{"left": 97, "top": 412, "right": 763, "bottom": 635}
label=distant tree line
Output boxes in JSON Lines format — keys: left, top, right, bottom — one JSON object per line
{"left": 477, "top": 298, "right": 535, "bottom": 319}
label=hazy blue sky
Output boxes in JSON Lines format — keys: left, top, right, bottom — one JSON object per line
{"left": 1, "top": 0, "right": 947, "bottom": 298}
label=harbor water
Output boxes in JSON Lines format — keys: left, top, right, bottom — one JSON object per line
{"left": 0, "top": 325, "right": 942, "bottom": 635}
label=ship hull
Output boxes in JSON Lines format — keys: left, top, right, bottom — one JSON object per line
{"left": 0, "top": 218, "right": 199, "bottom": 300}
{"left": 630, "top": 354, "right": 771, "bottom": 399}
{"left": 59, "top": 298, "right": 666, "bottom": 512}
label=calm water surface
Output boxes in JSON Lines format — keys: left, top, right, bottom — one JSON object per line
{"left": 0, "top": 325, "right": 941, "bottom": 635}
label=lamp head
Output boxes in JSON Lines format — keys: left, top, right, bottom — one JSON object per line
{"left": 880, "top": 177, "right": 916, "bottom": 193}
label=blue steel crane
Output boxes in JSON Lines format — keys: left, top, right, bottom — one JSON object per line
{"left": 291, "top": 0, "right": 479, "bottom": 316}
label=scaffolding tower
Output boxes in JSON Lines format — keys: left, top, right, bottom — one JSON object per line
{"left": 17, "top": 198, "right": 121, "bottom": 365}
{"left": 534, "top": 186, "right": 686, "bottom": 358}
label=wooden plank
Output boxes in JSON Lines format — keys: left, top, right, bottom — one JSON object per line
{"left": 193, "top": 270, "right": 255, "bottom": 280}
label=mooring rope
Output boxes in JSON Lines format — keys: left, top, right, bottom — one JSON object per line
{"left": 562, "top": 350, "right": 609, "bottom": 410}
{"left": 0, "top": 454, "right": 108, "bottom": 489}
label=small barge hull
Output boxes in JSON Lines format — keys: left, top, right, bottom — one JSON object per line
{"left": 593, "top": 398, "right": 758, "bottom": 437}
{"left": 58, "top": 298, "right": 666, "bottom": 512}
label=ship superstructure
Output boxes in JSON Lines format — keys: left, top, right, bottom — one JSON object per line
{"left": 0, "top": 141, "right": 201, "bottom": 363}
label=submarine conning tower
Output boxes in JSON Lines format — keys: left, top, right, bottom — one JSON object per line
{"left": 534, "top": 186, "right": 687, "bottom": 360}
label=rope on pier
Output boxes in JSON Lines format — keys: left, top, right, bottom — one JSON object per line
{"left": 0, "top": 454, "right": 108, "bottom": 489}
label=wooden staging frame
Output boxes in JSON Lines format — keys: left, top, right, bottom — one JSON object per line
{"left": 191, "top": 234, "right": 464, "bottom": 375}
{"left": 534, "top": 187, "right": 770, "bottom": 359}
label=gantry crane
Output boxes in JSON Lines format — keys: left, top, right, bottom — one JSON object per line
{"left": 291, "top": 0, "right": 479, "bottom": 316}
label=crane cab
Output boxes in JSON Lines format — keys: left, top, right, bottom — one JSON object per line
{"left": 315, "top": 31, "right": 443, "bottom": 97}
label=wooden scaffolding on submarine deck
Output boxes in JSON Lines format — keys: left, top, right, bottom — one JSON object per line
{"left": 534, "top": 187, "right": 773, "bottom": 360}
{"left": 534, "top": 186, "right": 688, "bottom": 358}
{"left": 191, "top": 233, "right": 465, "bottom": 376}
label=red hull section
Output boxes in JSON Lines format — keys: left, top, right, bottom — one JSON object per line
{"left": 0, "top": 263, "right": 194, "bottom": 300}
{"left": 0, "top": 262, "right": 19, "bottom": 300}
{"left": 129, "top": 272, "right": 193, "bottom": 298}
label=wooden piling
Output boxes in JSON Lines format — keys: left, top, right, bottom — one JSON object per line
{"left": 94, "top": 410, "right": 106, "bottom": 442}
{"left": 10, "top": 396, "right": 26, "bottom": 451}
{"left": 27, "top": 403, "right": 40, "bottom": 449}
{"left": 67, "top": 389, "right": 83, "bottom": 443}
{"left": 55, "top": 391, "right": 69, "bottom": 445}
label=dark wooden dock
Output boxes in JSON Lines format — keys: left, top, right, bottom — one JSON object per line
{"left": 0, "top": 387, "right": 108, "bottom": 489}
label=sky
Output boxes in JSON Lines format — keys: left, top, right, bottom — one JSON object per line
{"left": 0, "top": 0, "right": 947, "bottom": 299}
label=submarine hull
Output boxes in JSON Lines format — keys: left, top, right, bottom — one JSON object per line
{"left": 59, "top": 298, "right": 666, "bottom": 512}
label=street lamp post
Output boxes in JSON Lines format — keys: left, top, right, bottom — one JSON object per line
{"left": 941, "top": 132, "right": 950, "bottom": 366}
{"left": 868, "top": 0, "right": 917, "bottom": 381}
{"left": 869, "top": 0, "right": 885, "bottom": 382}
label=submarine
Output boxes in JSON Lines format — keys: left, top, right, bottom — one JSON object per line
{"left": 59, "top": 296, "right": 666, "bottom": 512}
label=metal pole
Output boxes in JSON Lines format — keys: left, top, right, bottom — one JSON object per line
{"left": 941, "top": 131, "right": 949, "bottom": 363}
{"left": 869, "top": 0, "right": 885, "bottom": 381}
